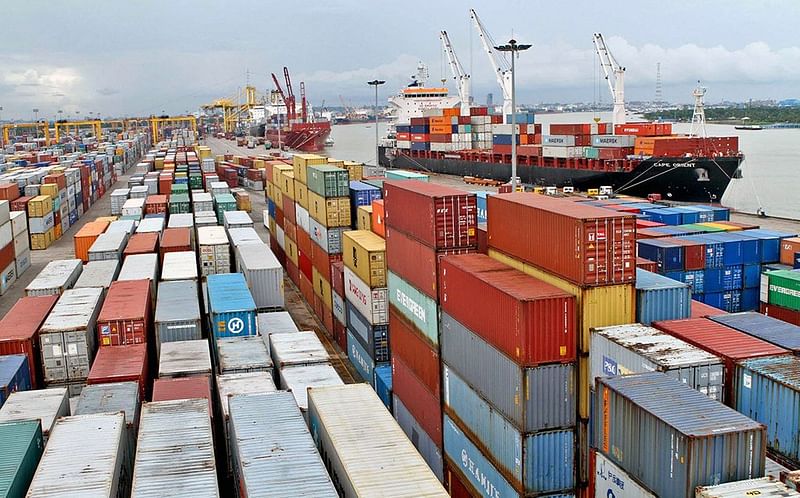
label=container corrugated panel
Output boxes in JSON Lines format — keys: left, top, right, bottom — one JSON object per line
{"left": 279, "top": 363, "right": 343, "bottom": 413}
{"left": 198, "top": 226, "right": 230, "bottom": 276}
{"left": 440, "top": 254, "right": 577, "bottom": 366}
{"left": 74, "top": 260, "right": 120, "bottom": 289}
{"left": 87, "top": 344, "right": 148, "bottom": 401}
{"left": 635, "top": 268, "right": 691, "bottom": 325}
{"left": 256, "top": 311, "right": 299, "bottom": 335}
{"left": 442, "top": 363, "right": 575, "bottom": 494}
{"left": 441, "top": 312, "right": 575, "bottom": 432}
{"left": 343, "top": 266, "right": 388, "bottom": 326}
{"left": 735, "top": 356, "right": 800, "bottom": 466}
{"left": 388, "top": 270, "right": 439, "bottom": 345}
{"left": 593, "top": 450, "right": 656, "bottom": 498}
{"left": 227, "top": 227, "right": 262, "bottom": 248}
{"left": 235, "top": 243, "right": 284, "bottom": 309}
{"left": 710, "top": 312, "right": 800, "bottom": 354}
{"left": 132, "top": 399, "right": 219, "bottom": 498}
{"left": 217, "top": 372, "right": 277, "bottom": 421}
{"left": 309, "top": 217, "right": 346, "bottom": 253}
{"left": 594, "top": 372, "right": 766, "bottom": 498}
{"left": 590, "top": 324, "right": 725, "bottom": 402}
{"left": 207, "top": 273, "right": 257, "bottom": 338}
{"left": 374, "top": 363, "right": 393, "bottom": 409}
{"left": 154, "top": 279, "right": 201, "bottom": 349}
{"left": 0, "top": 420, "right": 43, "bottom": 498}
{"left": 345, "top": 301, "right": 389, "bottom": 362}
{"left": 118, "top": 253, "right": 159, "bottom": 283}
{"left": 0, "top": 355, "right": 31, "bottom": 407}
{"left": 0, "top": 387, "right": 69, "bottom": 442}
{"left": 229, "top": 392, "right": 338, "bottom": 497}
{"left": 393, "top": 396, "right": 444, "bottom": 482}
{"left": 158, "top": 340, "right": 212, "bottom": 378}
{"left": 25, "top": 259, "right": 82, "bottom": 296}
{"left": 342, "top": 230, "right": 387, "bottom": 288}
{"left": 347, "top": 329, "right": 374, "bottom": 383}
{"left": 216, "top": 336, "right": 272, "bottom": 374}
{"left": 390, "top": 306, "right": 440, "bottom": 395}
{"left": 307, "top": 384, "right": 448, "bottom": 497}
{"left": 27, "top": 413, "right": 124, "bottom": 498}
{"left": 88, "top": 231, "right": 129, "bottom": 261}
{"left": 270, "top": 331, "right": 330, "bottom": 368}
{"left": 160, "top": 251, "right": 198, "bottom": 281}
{"left": 697, "top": 477, "right": 800, "bottom": 497}
{"left": 487, "top": 194, "right": 636, "bottom": 286}
{"left": 106, "top": 219, "right": 136, "bottom": 235}
{"left": 96, "top": 279, "right": 151, "bottom": 347}
{"left": 0, "top": 295, "right": 59, "bottom": 389}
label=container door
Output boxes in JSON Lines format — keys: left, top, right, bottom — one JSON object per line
{"left": 65, "top": 331, "right": 91, "bottom": 380}
{"left": 40, "top": 332, "right": 67, "bottom": 382}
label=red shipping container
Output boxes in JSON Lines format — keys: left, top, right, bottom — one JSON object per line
{"left": 371, "top": 199, "right": 385, "bottom": 238}
{"left": 333, "top": 319, "right": 347, "bottom": 351}
{"left": 160, "top": 228, "right": 192, "bottom": 263}
{"left": 274, "top": 206, "right": 284, "bottom": 228}
{"left": 392, "top": 356, "right": 442, "bottom": 447}
{"left": 296, "top": 227, "right": 312, "bottom": 258}
{"left": 123, "top": 232, "right": 159, "bottom": 258}
{"left": 440, "top": 254, "right": 577, "bottom": 366}
{"left": 0, "top": 295, "right": 58, "bottom": 388}
{"left": 760, "top": 302, "right": 800, "bottom": 326}
{"left": 144, "top": 194, "right": 168, "bottom": 215}
{"left": 322, "top": 302, "right": 334, "bottom": 335}
{"left": 87, "top": 343, "right": 148, "bottom": 401}
{"left": 0, "top": 183, "right": 20, "bottom": 201}
{"left": 492, "top": 145, "right": 512, "bottom": 155}
{"left": 386, "top": 227, "right": 475, "bottom": 300}
{"left": 445, "top": 462, "right": 479, "bottom": 498}
{"left": 390, "top": 307, "right": 440, "bottom": 395}
{"left": 652, "top": 317, "right": 789, "bottom": 404}
{"left": 10, "top": 196, "right": 32, "bottom": 212}
{"left": 286, "top": 260, "right": 299, "bottom": 285}
{"left": 410, "top": 134, "right": 429, "bottom": 142}
{"left": 476, "top": 223, "right": 488, "bottom": 254}
{"left": 330, "top": 261, "right": 345, "bottom": 296}
{"left": 490, "top": 115, "right": 503, "bottom": 124}
{"left": 282, "top": 195, "right": 296, "bottom": 225}
{"left": 152, "top": 375, "right": 212, "bottom": 418}
{"left": 666, "top": 237, "right": 705, "bottom": 270}
{"left": 158, "top": 174, "right": 173, "bottom": 194}
{"left": 312, "top": 294, "right": 324, "bottom": 322}
{"left": 43, "top": 173, "right": 66, "bottom": 190}
{"left": 96, "top": 279, "right": 152, "bottom": 346}
{"left": 271, "top": 237, "right": 286, "bottom": 267}
{"left": 691, "top": 299, "right": 728, "bottom": 318}
{"left": 780, "top": 237, "right": 800, "bottom": 265}
{"left": 636, "top": 228, "right": 671, "bottom": 240}
{"left": 488, "top": 193, "right": 637, "bottom": 286}
{"left": 384, "top": 181, "right": 477, "bottom": 250}
{"left": 637, "top": 257, "right": 658, "bottom": 273}
{"left": 311, "top": 243, "right": 341, "bottom": 283}
{"left": 299, "top": 268, "right": 314, "bottom": 304}
{"left": 284, "top": 220, "right": 297, "bottom": 245}
{"left": 0, "top": 243, "right": 14, "bottom": 272}
{"left": 298, "top": 250, "right": 313, "bottom": 281}
{"left": 636, "top": 219, "right": 665, "bottom": 229}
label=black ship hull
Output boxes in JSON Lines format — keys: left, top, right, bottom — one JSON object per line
{"left": 379, "top": 146, "right": 742, "bottom": 203}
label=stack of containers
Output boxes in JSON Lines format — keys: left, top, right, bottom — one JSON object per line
{"left": 10, "top": 209, "right": 30, "bottom": 279}
{"left": 349, "top": 181, "right": 381, "bottom": 229}
{"left": 486, "top": 192, "right": 637, "bottom": 492}
{"left": 382, "top": 179, "right": 477, "bottom": 481}
{"left": 0, "top": 295, "right": 59, "bottom": 388}
{"left": 197, "top": 225, "right": 230, "bottom": 277}
{"left": 761, "top": 269, "right": 800, "bottom": 325}
{"left": 27, "top": 194, "right": 54, "bottom": 249}
{"left": 0, "top": 201, "right": 15, "bottom": 293}
{"left": 268, "top": 162, "right": 293, "bottom": 271}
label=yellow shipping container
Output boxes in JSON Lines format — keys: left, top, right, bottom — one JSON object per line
{"left": 699, "top": 222, "right": 741, "bottom": 232}
{"left": 266, "top": 182, "right": 275, "bottom": 202}
{"left": 53, "top": 224, "right": 62, "bottom": 240}
{"left": 343, "top": 230, "right": 386, "bottom": 288}
{"left": 285, "top": 236, "right": 299, "bottom": 266}
{"left": 268, "top": 216, "right": 276, "bottom": 235}
{"left": 155, "top": 157, "right": 164, "bottom": 170}
{"left": 307, "top": 191, "right": 350, "bottom": 228}
{"left": 272, "top": 163, "right": 293, "bottom": 184}
{"left": 280, "top": 170, "right": 295, "bottom": 200}
{"left": 292, "top": 153, "right": 327, "bottom": 185}
{"left": 343, "top": 161, "right": 364, "bottom": 181}
{"left": 39, "top": 184, "right": 59, "bottom": 199}
{"left": 235, "top": 191, "right": 252, "bottom": 213}
{"left": 273, "top": 183, "right": 283, "bottom": 208}
{"left": 327, "top": 158, "right": 345, "bottom": 168}
{"left": 253, "top": 158, "right": 265, "bottom": 169}
{"left": 30, "top": 233, "right": 48, "bottom": 250}
{"left": 357, "top": 205, "right": 373, "bottom": 231}
{"left": 294, "top": 182, "right": 309, "bottom": 210}
{"left": 95, "top": 216, "right": 118, "bottom": 223}
{"left": 312, "top": 267, "right": 333, "bottom": 309}
{"left": 27, "top": 196, "right": 53, "bottom": 218}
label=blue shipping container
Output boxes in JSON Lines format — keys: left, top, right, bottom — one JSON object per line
{"left": 671, "top": 206, "right": 700, "bottom": 225}
{"left": 0, "top": 355, "right": 32, "bottom": 408}
{"left": 742, "top": 287, "right": 760, "bottom": 311}
{"left": 206, "top": 273, "right": 257, "bottom": 338}
{"left": 739, "top": 229, "right": 797, "bottom": 263}
{"left": 647, "top": 208, "right": 682, "bottom": 226}
{"left": 637, "top": 239, "right": 684, "bottom": 272}
{"left": 373, "top": 363, "right": 392, "bottom": 411}
{"left": 267, "top": 199, "right": 276, "bottom": 218}
{"left": 736, "top": 356, "right": 800, "bottom": 466}
{"left": 349, "top": 181, "right": 382, "bottom": 212}
{"left": 345, "top": 301, "right": 389, "bottom": 362}
{"left": 680, "top": 235, "right": 725, "bottom": 268}
{"left": 410, "top": 142, "right": 429, "bottom": 151}
{"left": 442, "top": 364, "right": 575, "bottom": 494}
{"left": 714, "top": 233, "right": 760, "bottom": 265}
{"left": 708, "top": 206, "right": 730, "bottom": 221}
{"left": 492, "top": 134, "right": 513, "bottom": 145}
{"left": 683, "top": 270, "right": 705, "bottom": 294}
{"left": 705, "top": 234, "right": 744, "bottom": 266}
{"left": 474, "top": 191, "right": 491, "bottom": 223}
{"left": 346, "top": 329, "right": 374, "bottom": 383}
{"left": 711, "top": 312, "right": 800, "bottom": 354}
{"left": 681, "top": 205, "right": 715, "bottom": 223}
{"left": 635, "top": 269, "right": 691, "bottom": 325}
{"left": 743, "top": 264, "right": 761, "bottom": 288}
{"left": 721, "top": 265, "right": 743, "bottom": 291}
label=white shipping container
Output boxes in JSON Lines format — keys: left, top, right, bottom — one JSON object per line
{"left": 26, "top": 258, "right": 82, "bottom": 296}
{"left": 307, "top": 384, "right": 448, "bottom": 497}
{"left": 257, "top": 311, "right": 299, "bottom": 336}
{"left": 106, "top": 219, "right": 136, "bottom": 235}
{"left": 0, "top": 200, "right": 8, "bottom": 225}
{"left": 541, "top": 135, "right": 576, "bottom": 146}
{"left": 595, "top": 451, "right": 656, "bottom": 498}
{"left": 228, "top": 227, "right": 262, "bottom": 248}
{"left": 216, "top": 336, "right": 273, "bottom": 375}
{"left": 0, "top": 387, "right": 69, "bottom": 442}
{"left": 26, "top": 413, "right": 125, "bottom": 498}
{"left": 158, "top": 339, "right": 212, "bottom": 378}
{"left": 118, "top": 253, "right": 159, "bottom": 291}
{"left": 110, "top": 189, "right": 130, "bottom": 215}
{"left": 15, "top": 249, "right": 31, "bottom": 277}
{"left": 216, "top": 372, "right": 277, "bottom": 421}
{"left": 0, "top": 220, "right": 12, "bottom": 250}
{"left": 197, "top": 226, "right": 230, "bottom": 276}
{"left": 332, "top": 291, "right": 346, "bottom": 325}
{"left": 210, "top": 181, "right": 230, "bottom": 196}
{"left": 161, "top": 251, "right": 198, "bottom": 281}
{"left": 276, "top": 226, "right": 285, "bottom": 250}
{"left": 129, "top": 185, "right": 149, "bottom": 199}
{"left": 269, "top": 331, "right": 330, "bottom": 369}
{"left": 223, "top": 210, "right": 253, "bottom": 229}
{"left": 696, "top": 478, "right": 798, "bottom": 497}
{"left": 343, "top": 267, "right": 388, "bottom": 325}
{"left": 10, "top": 210, "right": 26, "bottom": 237}
{"left": 193, "top": 192, "right": 213, "bottom": 213}
{"left": 29, "top": 213, "right": 55, "bottom": 234}
{"left": 236, "top": 243, "right": 283, "bottom": 309}
{"left": 13, "top": 230, "right": 29, "bottom": 256}
{"left": 592, "top": 134, "right": 636, "bottom": 148}
{"left": 136, "top": 217, "right": 164, "bottom": 235}
{"left": 279, "top": 363, "right": 343, "bottom": 414}
{"left": 542, "top": 145, "right": 570, "bottom": 158}
{"left": 88, "top": 231, "right": 129, "bottom": 262}
{"left": 122, "top": 198, "right": 145, "bottom": 217}
{"left": 166, "top": 213, "right": 194, "bottom": 229}
{"left": 74, "top": 259, "right": 120, "bottom": 290}
{"left": 296, "top": 204, "right": 310, "bottom": 233}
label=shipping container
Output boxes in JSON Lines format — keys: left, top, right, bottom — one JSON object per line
{"left": 307, "top": 191, "right": 351, "bottom": 228}
{"left": 593, "top": 450, "right": 655, "bottom": 498}
{"left": 488, "top": 194, "right": 636, "bottom": 286}
{"left": 207, "top": 273, "right": 257, "bottom": 338}
{"left": 441, "top": 312, "right": 575, "bottom": 432}
{"left": 594, "top": 372, "right": 766, "bottom": 498}
{"left": 440, "top": 254, "right": 576, "bottom": 365}
{"left": 132, "top": 399, "right": 219, "bottom": 497}
{"left": 123, "top": 232, "right": 159, "bottom": 258}
{"left": 270, "top": 331, "right": 330, "bottom": 368}
{"left": 160, "top": 227, "right": 193, "bottom": 262}
{"left": 347, "top": 329, "right": 375, "bottom": 383}
{"left": 0, "top": 420, "right": 44, "bottom": 498}
{"left": 393, "top": 396, "right": 444, "bottom": 481}
{"left": 152, "top": 375, "right": 212, "bottom": 418}
{"left": 228, "top": 227, "right": 262, "bottom": 248}
{"left": 0, "top": 387, "right": 68, "bottom": 442}
{"left": 710, "top": 312, "right": 800, "bottom": 354}
{"left": 343, "top": 266, "right": 388, "bottom": 325}
{"left": 342, "top": 230, "right": 386, "bottom": 288}
{"left": 96, "top": 279, "right": 151, "bottom": 346}
{"left": 158, "top": 339, "right": 212, "bottom": 378}
{"left": 26, "top": 413, "right": 124, "bottom": 498}
{"left": 216, "top": 336, "right": 272, "bottom": 374}
{"left": 309, "top": 217, "right": 346, "bottom": 253}
{"left": 390, "top": 306, "right": 440, "bottom": 395}
{"left": 635, "top": 269, "right": 691, "bottom": 324}
{"left": 697, "top": 478, "right": 800, "bottom": 497}
{"left": 235, "top": 243, "right": 284, "bottom": 309}
{"left": 217, "top": 372, "right": 277, "bottom": 422}
{"left": 154, "top": 279, "right": 201, "bottom": 350}
{"left": 256, "top": 311, "right": 299, "bottom": 335}
{"left": 307, "top": 384, "right": 448, "bottom": 497}
{"left": 160, "top": 251, "right": 198, "bottom": 281}
{"left": 87, "top": 344, "right": 148, "bottom": 401}
{"left": 384, "top": 180, "right": 477, "bottom": 249}
{"left": 0, "top": 295, "right": 58, "bottom": 389}
{"left": 88, "top": 231, "right": 129, "bottom": 261}
{"left": 25, "top": 258, "right": 82, "bottom": 296}
{"left": 228, "top": 392, "right": 338, "bottom": 497}
{"left": 39, "top": 287, "right": 104, "bottom": 383}
{"left": 345, "top": 301, "right": 389, "bottom": 362}
{"left": 766, "top": 270, "right": 800, "bottom": 312}
{"left": 0, "top": 355, "right": 31, "bottom": 408}
{"left": 388, "top": 270, "right": 438, "bottom": 344}
{"left": 198, "top": 226, "right": 231, "bottom": 276}
{"left": 74, "top": 221, "right": 109, "bottom": 262}
{"left": 74, "top": 259, "right": 120, "bottom": 290}
{"left": 279, "top": 362, "right": 343, "bottom": 415}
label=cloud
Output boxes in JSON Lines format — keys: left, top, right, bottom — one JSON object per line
{"left": 3, "top": 67, "right": 81, "bottom": 89}
{"left": 97, "top": 87, "right": 119, "bottom": 96}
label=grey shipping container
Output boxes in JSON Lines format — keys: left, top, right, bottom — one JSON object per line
{"left": 594, "top": 372, "right": 765, "bottom": 498}
{"left": 270, "top": 331, "right": 330, "bottom": 369}
{"left": 0, "top": 387, "right": 69, "bottom": 442}
{"left": 197, "top": 226, "right": 230, "bottom": 277}
{"left": 192, "top": 192, "right": 213, "bottom": 213}
{"left": 39, "top": 287, "right": 104, "bottom": 383}
{"left": 228, "top": 392, "right": 338, "bottom": 497}
{"left": 440, "top": 311, "right": 576, "bottom": 432}
{"left": 235, "top": 243, "right": 284, "bottom": 309}
{"left": 132, "top": 399, "right": 219, "bottom": 498}
{"left": 590, "top": 324, "right": 725, "bottom": 402}
{"left": 26, "top": 413, "right": 125, "bottom": 498}
{"left": 118, "top": 253, "right": 159, "bottom": 283}
{"left": 158, "top": 340, "right": 212, "bottom": 378}
{"left": 228, "top": 227, "right": 262, "bottom": 248}
{"left": 155, "top": 280, "right": 202, "bottom": 352}
{"left": 74, "top": 259, "right": 121, "bottom": 290}
{"left": 88, "top": 231, "right": 129, "bottom": 261}
{"left": 257, "top": 311, "right": 299, "bottom": 336}
{"left": 106, "top": 219, "right": 136, "bottom": 235}
{"left": 696, "top": 478, "right": 800, "bottom": 497}
{"left": 111, "top": 189, "right": 130, "bottom": 215}
{"left": 393, "top": 395, "right": 444, "bottom": 482}
{"left": 160, "top": 251, "right": 198, "bottom": 281}
{"left": 25, "top": 259, "right": 82, "bottom": 296}
{"left": 167, "top": 213, "right": 195, "bottom": 230}
{"left": 279, "top": 363, "right": 344, "bottom": 415}
{"left": 309, "top": 217, "right": 346, "bottom": 254}
{"left": 216, "top": 336, "right": 273, "bottom": 374}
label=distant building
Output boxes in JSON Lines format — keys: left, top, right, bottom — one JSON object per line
{"left": 778, "top": 99, "right": 800, "bottom": 107}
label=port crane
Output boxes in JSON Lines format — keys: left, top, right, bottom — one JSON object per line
{"left": 592, "top": 33, "right": 626, "bottom": 128}
{"left": 470, "top": 9, "right": 513, "bottom": 116}
{"left": 440, "top": 30, "right": 471, "bottom": 115}
{"left": 202, "top": 85, "right": 259, "bottom": 133}
{"left": 272, "top": 67, "right": 305, "bottom": 123}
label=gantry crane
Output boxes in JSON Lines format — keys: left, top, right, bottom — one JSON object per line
{"left": 470, "top": 9, "right": 513, "bottom": 116}
{"left": 1, "top": 122, "right": 51, "bottom": 146}
{"left": 592, "top": 33, "right": 626, "bottom": 128}
{"left": 440, "top": 30, "right": 471, "bottom": 115}
{"left": 202, "top": 85, "right": 259, "bottom": 133}
{"left": 149, "top": 115, "right": 197, "bottom": 142}
{"left": 54, "top": 120, "right": 102, "bottom": 142}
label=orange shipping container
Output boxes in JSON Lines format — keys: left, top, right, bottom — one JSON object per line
{"left": 429, "top": 116, "right": 450, "bottom": 125}
{"left": 74, "top": 220, "right": 110, "bottom": 262}
{"left": 430, "top": 124, "right": 451, "bottom": 135}
{"left": 780, "top": 237, "right": 800, "bottom": 265}
{"left": 371, "top": 199, "right": 385, "bottom": 238}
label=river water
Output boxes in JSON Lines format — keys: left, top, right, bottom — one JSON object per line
{"left": 325, "top": 112, "right": 800, "bottom": 219}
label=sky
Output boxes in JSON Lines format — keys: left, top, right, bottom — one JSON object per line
{"left": 2, "top": 0, "right": 799, "bottom": 119}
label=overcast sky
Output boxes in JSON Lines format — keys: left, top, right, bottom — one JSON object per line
{"left": 2, "top": 0, "right": 799, "bottom": 119}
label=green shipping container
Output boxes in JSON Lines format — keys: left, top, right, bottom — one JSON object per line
{"left": 189, "top": 173, "right": 203, "bottom": 189}
{"left": 307, "top": 165, "right": 349, "bottom": 198}
{"left": 214, "top": 193, "right": 237, "bottom": 223}
{"left": 171, "top": 183, "right": 189, "bottom": 196}
{"left": 388, "top": 270, "right": 439, "bottom": 346}
{"left": 169, "top": 193, "right": 191, "bottom": 214}
{"left": 0, "top": 420, "right": 44, "bottom": 498}
{"left": 584, "top": 147, "right": 599, "bottom": 159}
{"left": 768, "top": 270, "right": 800, "bottom": 311}
{"left": 385, "top": 169, "right": 429, "bottom": 182}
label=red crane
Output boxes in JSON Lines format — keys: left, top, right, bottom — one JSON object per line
{"left": 271, "top": 67, "right": 297, "bottom": 122}
{"left": 299, "top": 81, "right": 308, "bottom": 123}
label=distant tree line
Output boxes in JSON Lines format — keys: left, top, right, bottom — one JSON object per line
{"left": 643, "top": 106, "right": 800, "bottom": 124}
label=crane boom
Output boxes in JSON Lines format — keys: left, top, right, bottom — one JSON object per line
{"left": 440, "top": 30, "right": 471, "bottom": 115}
{"left": 592, "top": 33, "right": 626, "bottom": 128}
{"left": 283, "top": 67, "right": 296, "bottom": 121}
{"left": 300, "top": 81, "right": 307, "bottom": 123}
{"left": 470, "top": 9, "right": 513, "bottom": 116}
{"left": 271, "top": 72, "right": 293, "bottom": 122}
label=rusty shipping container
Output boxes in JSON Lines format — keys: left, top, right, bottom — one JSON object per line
{"left": 487, "top": 193, "right": 636, "bottom": 286}
{"left": 123, "top": 232, "right": 159, "bottom": 258}
{"left": 0, "top": 295, "right": 58, "bottom": 388}
{"left": 96, "top": 279, "right": 152, "bottom": 347}
{"left": 152, "top": 375, "right": 213, "bottom": 419}
{"left": 383, "top": 180, "right": 477, "bottom": 249}
{"left": 87, "top": 343, "right": 148, "bottom": 401}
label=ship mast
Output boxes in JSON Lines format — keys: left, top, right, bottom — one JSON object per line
{"left": 592, "top": 33, "right": 626, "bottom": 129}
{"left": 440, "top": 30, "right": 471, "bottom": 115}
{"left": 469, "top": 9, "right": 513, "bottom": 116}
{"left": 689, "top": 81, "right": 708, "bottom": 138}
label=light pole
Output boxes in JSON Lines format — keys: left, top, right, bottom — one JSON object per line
{"left": 367, "top": 79, "right": 385, "bottom": 168}
{"left": 494, "top": 39, "right": 531, "bottom": 191}
{"left": 33, "top": 108, "right": 39, "bottom": 139}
